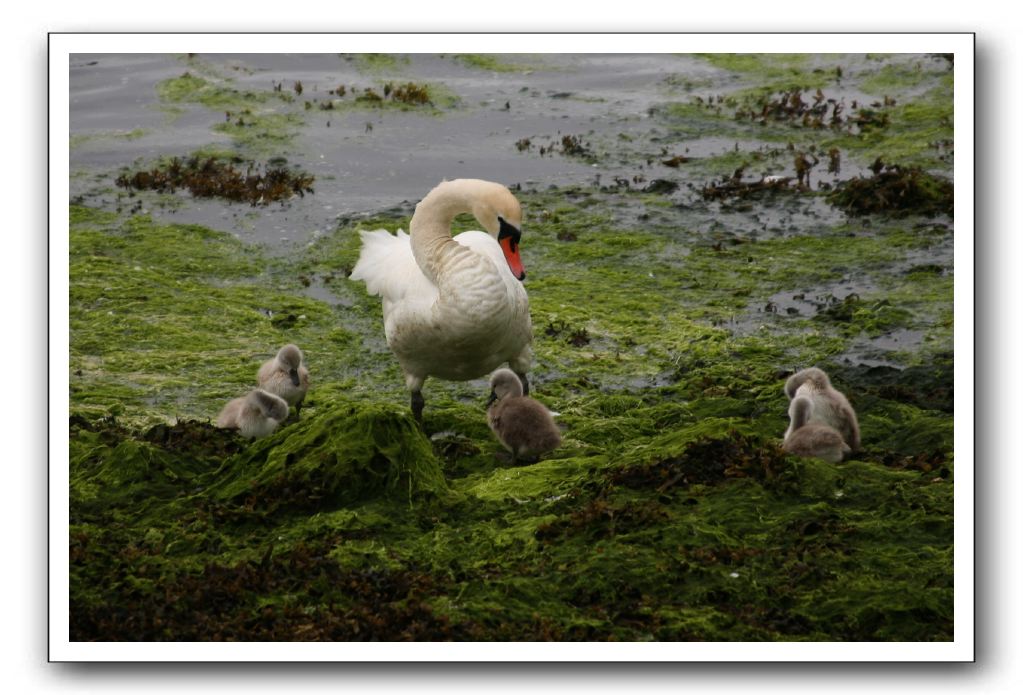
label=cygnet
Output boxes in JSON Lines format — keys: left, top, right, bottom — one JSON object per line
{"left": 217, "top": 389, "right": 290, "bottom": 439}
{"left": 486, "top": 368, "right": 561, "bottom": 464}
{"left": 257, "top": 344, "right": 310, "bottom": 418}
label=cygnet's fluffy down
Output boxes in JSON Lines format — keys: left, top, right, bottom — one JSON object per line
{"left": 782, "top": 396, "right": 851, "bottom": 464}
{"left": 784, "top": 366, "right": 860, "bottom": 452}
{"left": 257, "top": 344, "right": 310, "bottom": 418}
{"left": 486, "top": 368, "right": 561, "bottom": 463}
{"left": 217, "top": 389, "right": 290, "bottom": 439}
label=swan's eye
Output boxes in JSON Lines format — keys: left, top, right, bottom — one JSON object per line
{"left": 498, "top": 217, "right": 521, "bottom": 252}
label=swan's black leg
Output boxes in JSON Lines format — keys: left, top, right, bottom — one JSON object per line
{"left": 294, "top": 399, "right": 303, "bottom": 420}
{"left": 515, "top": 371, "right": 530, "bottom": 396}
{"left": 411, "top": 390, "right": 425, "bottom": 424}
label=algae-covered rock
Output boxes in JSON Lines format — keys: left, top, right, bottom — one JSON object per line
{"left": 206, "top": 400, "right": 451, "bottom": 512}
{"left": 827, "top": 163, "right": 953, "bottom": 217}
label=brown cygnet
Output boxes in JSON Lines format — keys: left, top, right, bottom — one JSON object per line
{"left": 784, "top": 367, "right": 860, "bottom": 453}
{"left": 257, "top": 344, "right": 310, "bottom": 418}
{"left": 217, "top": 389, "right": 290, "bottom": 440}
{"left": 486, "top": 368, "right": 561, "bottom": 464}
{"left": 782, "top": 395, "right": 851, "bottom": 464}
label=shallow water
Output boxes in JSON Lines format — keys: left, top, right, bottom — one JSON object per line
{"left": 70, "top": 53, "right": 946, "bottom": 248}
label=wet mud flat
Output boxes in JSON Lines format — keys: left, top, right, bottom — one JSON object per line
{"left": 69, "top": 53, "right": 954, "bottom": 641}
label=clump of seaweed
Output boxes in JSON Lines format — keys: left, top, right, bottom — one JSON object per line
{"left": 735, "top": 88, "right": 842, "bottom": 128}
{"left": 544, "top": 320, "right": 591, "bottom": 347}
{"left": 515, "top": 133, "right": 595, "bottom": 160}
{"left": 732, "top": 88, "right": 894, "bottom": 134}
{"left": 388, "top": 82, "right": 431, "bottom": 105}
{"left": 344, "top": 82, "right": 435, "bottom": 107}
{"left": 115, "top": 156, "right": 314, "bottom": 206}
{"left": 814, "top": 294, "right": 913, "bottom": 336}
{"left": 700, "top": 165, "right": 796, "bottom": 201}
{"left": 355, "top": 88, "right": 384, "bottom": 103}
{"left": 827, "top": 162, "right": 953, "bottom": 217}
{"left": 560, "top": 134, "right": 590, "bottom": 157}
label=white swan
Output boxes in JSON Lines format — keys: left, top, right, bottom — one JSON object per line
{"left": 350, "top": 179, "right": 532, "bottom": 422}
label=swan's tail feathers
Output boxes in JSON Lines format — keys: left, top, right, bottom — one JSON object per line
{"left": 350, "top": 228, "right": 419, "bottom": 301}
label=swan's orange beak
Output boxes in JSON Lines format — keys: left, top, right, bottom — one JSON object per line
{"left": 500, "top": 236, "right": 526, "bottom": 281}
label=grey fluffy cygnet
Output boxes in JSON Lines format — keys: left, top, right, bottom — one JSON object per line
{"left": 782, "top": 396, "right": 851, "bottom": 464}
{"left": 784, "top": 366, "right": 860, "bottom": 453}
{"left": 217, "top": 389, "right": 290, "bottom": 440}
{"left": 257, "top": 344, "right": 310, "bottom": 418}
{"left": 486, "top": 368, "right": 561, "bottom": 464}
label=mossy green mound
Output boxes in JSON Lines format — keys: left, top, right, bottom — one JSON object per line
{"left": 207, "top": 401, "right": 452, "bottom": 512}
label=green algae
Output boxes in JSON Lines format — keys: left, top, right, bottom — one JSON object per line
{"left": 696, "top": 53, "right": 813, "bottom": 75}
{"left": 827, "top": 91, "right": 954, "bottom": 168}
{"left": 694, "top": 53, "right": 835, "bottom": 94}
{"left": 212, "top": 112, "right": 305, "bottom": 155}
{"left": 451, "top": 54, "right": 539, "bottom": 73}
{"left": 351, "top": 53, "right": 410, "bottom": 74}
{"left": 157, "top": 72, "right": 280, "bottom": 111}
{"left": 69, "top": 55, "right": 955, "bottom": 641}
{"left": 155, "top": 72, "right": 306, "bottom": 157}
{"left": 69, "top": 208, "right": 337, "bottom": 422}
{"left": 69, "top": 190, "right": 954, "bottom": 640}
{"left": 859, "top": 60, "right": 943, "bottom": 96}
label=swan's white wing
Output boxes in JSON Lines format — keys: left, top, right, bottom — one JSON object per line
{"left": 350, "top": 229, "right": 438, "bottom": 306}
{"left": 350, "top": 228, "right": 531, "bottom": 383}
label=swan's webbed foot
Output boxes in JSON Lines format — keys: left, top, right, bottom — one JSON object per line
{"left": 515, "top": 372, "right": 530, "bottom": 396}
{"left": 411, "top": 390, "right": 425, "bottom": 424}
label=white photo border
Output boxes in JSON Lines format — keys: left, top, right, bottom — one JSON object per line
{"left": 50, "top": 32, "right": 974, "bottom": 662}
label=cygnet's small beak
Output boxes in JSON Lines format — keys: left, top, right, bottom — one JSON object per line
{"left": 486, "top": 391, "right": 498, "bottom": 407}
{"left": 289, "top": 368, "right": 300, "bottom": 386}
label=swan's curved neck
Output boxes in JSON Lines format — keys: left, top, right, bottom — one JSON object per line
{"left": 409, "top": 180, "right": 484, "bottom": 284}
